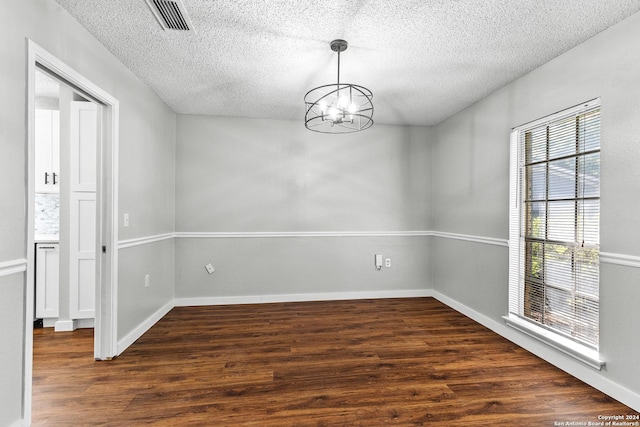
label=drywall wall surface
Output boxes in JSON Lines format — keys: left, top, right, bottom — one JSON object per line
{"left": 174, "top": 116, "right": 432, "bottom": 298}
{"left": 175, "top": 235, "right": 430, "bottom": 299}
{"left": 118, "top": 239, "right": 175, "bottom": 340}
{"left": 0, "top": 0, "right": 177, "bottom": 421}
{"left": 0, "top": 5, "right": 29, "bottom": 265}
{"left": 0, "top": 275, "right": 25, "bottom": 427}
{"left": 432, "top": 10, "right": 640, "bottom": 408}
{"left": 432, "top": 237, "right": 508, "bottom": 317}
{"left": 598, "top": 263, "right": 640, "bottom": 391}
{"left": 432, "top": 88, "right": 512, "bottom": 239}
{"left": 175, "top": 116, "right": 432, "bottom": 232}
{"left": 118, "top": 96, "right": 176, "bottom": 241}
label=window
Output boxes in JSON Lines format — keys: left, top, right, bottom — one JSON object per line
{"left": 507, "top": 99, "right": 602, "bottom": 368}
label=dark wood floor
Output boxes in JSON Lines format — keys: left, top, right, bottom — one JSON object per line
{"left": 33, "top": 298, "right": 636, "bottom": 426}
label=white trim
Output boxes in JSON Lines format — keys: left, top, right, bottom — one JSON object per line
{"left": 118, "top": 231, "right": 433, "bottom": 248}
{"left": 0, "top": 259, "right": 27, "bottom": 277}
{"left": 124, "top": 230, "right": 515, "bottom": 248}
{"left": 431, "top": 231, "right": 508, "bottom": 247}
{"left": 118, "top": 233, "right": 174, "bottom": 249}
{"left": 26, "top": 40, "right": 120, "bottom": 426}
{"left": 120, "top": 232, "right": 640, "bottom": 268}
{"left": 24, "top": 39, "right": 39, "bottom": 427}
{"left": 508, "top": 129, "right": 523, "bottom": 316}
{"left": 174, "top": 289, "right": 433, "bottom": 307}
{"left": 52, "top": 318, "right": 95, "bottom": 332}
{"left": 503, "top": 314, "right": 603, "bottom": 370}
{"left": 54, "top": 320, "right": 75, "bottom": 332}
{"left": 430, "top": 290, "right": 640, "bottom": 412}
{"left": 8, "top": 419, "right": 25, "bottom": 427}
{"left": 600, "top": 252, "right": 640, "bottom": 269}
{"left": 175, "top": 230, "right": 432, "bottom": 239}
{"left": 431, "top": 231, "right": 640, "bottom": 271}
{"left": 116, "top": 301, "right": 174, "bottom": 356}
{"left": 515, "top": 98, "right": 601, "bottom": 132}
{"left": 28, "top": 40, "right": 120, "bottom": 362}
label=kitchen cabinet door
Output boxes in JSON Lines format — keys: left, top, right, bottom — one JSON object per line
{"left": 35, "top": 243, "right": 60, "bottom": 318}
{"left": 35, "top": 109, "right": 60, "bottom": 193}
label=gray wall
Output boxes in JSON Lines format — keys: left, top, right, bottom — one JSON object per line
{"left": 175, "top": 236, "right": 430, "bottom": 299}
{"left": 0, "top": 0, "right": 31, "bottom": 421}
{"left": 118, "top": 239, "right": 175, "bottom": 338}
{"left": 0, "top": 275, "right": 25, "bottom": 426}
{"left": 176, "top": 117, "right": 431, "bottom": 232}
{"left": 0, "top": 1, "right": 176, "bottom": 423}
{"left": 175, "top": 116, "right": 432, "bottom": 298}
{"left": 432, "top": 10, "right": 640, "bottom": 406}
{"left": 116, "top": 80, "right": 176, "bottom": 339}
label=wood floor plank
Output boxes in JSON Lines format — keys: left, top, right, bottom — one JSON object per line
{"left": 32, "top": 297, "right": 636, "bottom": 426}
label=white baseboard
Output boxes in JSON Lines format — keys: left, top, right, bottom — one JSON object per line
{"left": 54, "top": 320, "right": 75, "bottom": 332}
{"left": 8, "top": 417, "right": 25, "bottom": 427}
{"left": 51, "top": 318, "right": 94, "bottom": 331}
{"left": 116, "top": 301, "right": 174, "bottom": 356}
{"left": 430, "top": 290, "right": 640, "bottom": 412}
{"left": 174, "top": 289, "right": 433, "bottom": 307}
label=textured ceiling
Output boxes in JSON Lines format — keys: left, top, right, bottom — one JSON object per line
{"left": 53, "top": 0, "right": 640, "bottom": 126}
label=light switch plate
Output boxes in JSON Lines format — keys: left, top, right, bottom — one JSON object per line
{"left": 205, "top": 263, "right": 215, "bottom": 274}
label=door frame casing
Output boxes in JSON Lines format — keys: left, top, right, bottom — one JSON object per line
{"left": 25, "top": 39, "right": 119, "bottom": 424}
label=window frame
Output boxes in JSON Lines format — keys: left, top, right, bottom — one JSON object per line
{"left": 505, "top": 98, "right": 604, "bottom": 370}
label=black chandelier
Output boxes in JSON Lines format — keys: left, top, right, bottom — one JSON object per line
{"left": 304, "top": 39, "right": 374, "bottom": 133}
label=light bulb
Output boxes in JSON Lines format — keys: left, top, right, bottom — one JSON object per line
{"left": 348, "top": 103, "right": 357, "bottom": 114}
{"left": 328, "top": 107, "right": 338, "bottom": 120}
{"left": 319, "top": 100, "right": 327, "bottom": 113}
{"left": 338, "top": 96, "right": 349, "bottom": 109}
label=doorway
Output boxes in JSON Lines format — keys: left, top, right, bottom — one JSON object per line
{"left": 24, "top": 40, "right": 119, "bottom": 425}
{"left": 33, "top": 68, "right": 99, "bottom": 331}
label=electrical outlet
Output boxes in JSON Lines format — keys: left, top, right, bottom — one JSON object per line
{"left": 144, "top": 274, "right": 150, "bottom": 287}
{"left": 124, "top": 213, "right": 129, "bottom": 227}
{"left": 205, "top": 263, "right": 215, "bottom": 274}
{"left": 385, "top": 258, "right": 391, "bottom": 268}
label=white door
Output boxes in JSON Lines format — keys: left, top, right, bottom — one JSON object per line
{"left": 69, "top": 101, "right": 98, "bottom": 319}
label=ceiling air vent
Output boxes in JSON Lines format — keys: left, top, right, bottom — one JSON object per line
{"left": 144, "top": 0, "right": 195, "bottom": 33}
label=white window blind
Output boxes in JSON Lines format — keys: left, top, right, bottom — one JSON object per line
{"left": 508, "top": 99, "right": 601, "bottom": 362}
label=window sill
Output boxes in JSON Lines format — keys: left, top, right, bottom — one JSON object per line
{"left": 503, "top": 315, "right": 605, "bottom": 370}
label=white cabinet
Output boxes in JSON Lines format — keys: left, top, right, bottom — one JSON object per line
{"left": 35, "top": 243, "right": 59, "bottom": 318}
{"left": 35, "top": 109, "right": 60, "bottom": 193}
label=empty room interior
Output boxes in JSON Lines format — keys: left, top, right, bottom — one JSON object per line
{"left": 2, "top": 0, "right": 640, "bottom": 425}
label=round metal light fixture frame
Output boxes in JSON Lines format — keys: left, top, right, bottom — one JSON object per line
{"left": 304, "top": 40, "right": 374, "bottom": 134}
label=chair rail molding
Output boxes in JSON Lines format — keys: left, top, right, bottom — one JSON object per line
{"left": 118, "top": 233, "right": 174, "bottom": 249}
{"left": 0, "top": 258, "right": 28, "bottom": 277}
{"left": 600, "top": 252, "right": 640, "bottom": 269}
{"left": 432, "top": 231, "right": 508, "bottom": 247}
{"left": 174, "top": 230, "right": 432, "bottom": 238}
